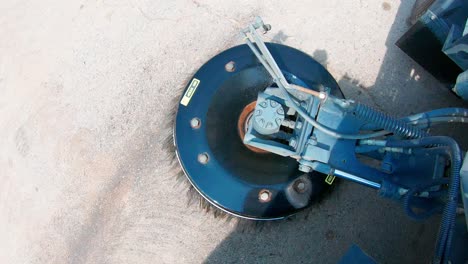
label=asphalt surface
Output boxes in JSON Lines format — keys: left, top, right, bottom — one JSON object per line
{"left": 1, "top": 0, "right": 467, "bottom": 263}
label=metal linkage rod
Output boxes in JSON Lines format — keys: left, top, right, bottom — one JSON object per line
{"left": 242, "top": 18, "right": 326, "bottom": 99}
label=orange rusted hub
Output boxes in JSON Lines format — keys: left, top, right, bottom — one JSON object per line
{"left": 237, "top": 101, "right": 268, "bottom": 153}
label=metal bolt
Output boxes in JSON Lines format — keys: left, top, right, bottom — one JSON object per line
{"left": 190, "top": 118, "right": 201, "bottom": 129}
{"left": 297, "top": 182, "right": 305, "bottom": 190}
{"left": 308, "top": 137, "right": 317, "bottom": 146}
{"left": 262, "top": 24, "right": 272, "bottom": 33}
{"left": 260, "top": 102, "right": 267, "bottom": 108}
{"left": 289, "top": 138, "right": 297, "bottom": 148}
{"left": 197, "top": 153, "right": 209, "bottom": 165}
{"left": 277, "top": 108, "right": 284, "bottom": 115}
{"left": 255, "top": 109, "right": 262, "bottom": 116}
{"left": 270, "top": 100, "right": 277, "bottom": 107}
{"left": 296, "top": 121, "right": 302, "bottom": 129}
{"left": 299, "top": 164, "right": 312, "bottom": 172}
{"left": 225, "top": 61, "right": 235, "bottom": 72}
{"left": 258, "top": 189, "right": 272, "bottom": 202}
{"left": 294, "top": 180, "right": 307, "bottom": 193}
{"left": 300, "top": 102, "right": 307, "bottom": 108}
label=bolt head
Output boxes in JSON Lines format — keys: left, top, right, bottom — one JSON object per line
{"left": 297, "top": 182, "right": 305, "bottom": 190}
{"left": 190, "top": 118, "right": 201, "bottom": 129}
{"left": 225, "top": 61, "right": 235, "bottom": 72}
{"left": 308, "top": 137, "right": 317, "bottom": 146}
{"left": 262, "top": 24, "right": 272, "bottom": 32}
{"left": 197, "top": 153, "right": 209, "bottom": 164}
{"left": 293, "top": 180, "right": 307, "bottom": 193}
{"left": 296, "top": 121, "right": 302, "bottom": 129}
{"left": 258, "top": 189, "right": 272, "bottom": 202}
{"left": 289, "top": 138, "right": 297, "bottom": 148}
{"left": 299, "top": 164, "right": 312, "bottom": 172}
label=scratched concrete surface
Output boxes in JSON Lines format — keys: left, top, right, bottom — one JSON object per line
{"left": 1, "top": 0, "right": 467, "bottom": 263}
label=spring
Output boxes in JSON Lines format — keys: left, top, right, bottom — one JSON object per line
{"left": 354, "top": 103, "right": 428, "bottom": 139}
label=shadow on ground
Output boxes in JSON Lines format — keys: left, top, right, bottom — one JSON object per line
{"left": 203, "top": 1, "right": 468, "bottom": 264}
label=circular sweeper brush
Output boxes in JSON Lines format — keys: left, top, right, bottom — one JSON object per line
{"left": 171, "top": 42, "right": 344, "bottom": 220}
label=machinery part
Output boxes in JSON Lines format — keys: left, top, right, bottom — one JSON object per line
{"left": 360, "top": 107, "right": 468, "bottom": 130}
{"left": 385, "top": 137, "right": 462, "bottom": 263}
{"left": 225, "top": 61, "right": 236, "bottom": 72}
{"left": 258, "top": 189, "right": 272, "bottom": 203}
{"left": 339, "top": 244, "right": 377, "bottom": 264}
{"left": 442, "top": 22, "right": 468, "bottom": 71}
{"left": 402, "top": 178, "right": 448, "bottom": 220}
{"left": 237, "top": 101, "right": 267, "bottom": 153}
{"left": 403, "top": 107, "right": 468, "bottom": 120}
{"left": 238, "top": 17, "right": 468, "bottom": 262}
{"left": 197, "top": 152, "right": 209, "bottom": 165}
{"left": 243, "top": 24, "right": 395, "bottom": 141}
{"left": 190, "top": 117, "right": 201, "bottom": 129}
{"left": 333, "top": 169, "right": 381, "bottom": 189}
{"left": 349, "top": 102, "right": 428, "bottom": 139}
{"left": 174, "top": 41, "right": 343, "bottom": 220}
{"left": 173, "top": 16, "right": 468, "bottom": 262}
{"left": 396, "top": 0, "right": 467, "bottom": 84}
{"left": 252, "top": 98, "right": 284, "bottom": 135}
{"left": 461, "top": 152, "right": 468, "bottom": 231}
{"left": 453, "top": 70, "right": 468, "bottom": 101}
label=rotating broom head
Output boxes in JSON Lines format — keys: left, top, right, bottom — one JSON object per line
{"left": 163, "top": 40, "right": 344, "bottom": 224}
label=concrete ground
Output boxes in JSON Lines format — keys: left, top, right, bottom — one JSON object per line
{"left": 1, "top": 0, "right": 467, "bottom": 263}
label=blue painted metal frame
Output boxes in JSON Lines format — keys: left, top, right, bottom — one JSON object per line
{"left": 244, "top": 88, "right": 447, "bottom": 200}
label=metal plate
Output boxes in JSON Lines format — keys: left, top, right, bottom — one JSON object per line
{"left": 175, "top": 43, "right": 343, "bottom": 220}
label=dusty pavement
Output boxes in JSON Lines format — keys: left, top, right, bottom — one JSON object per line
{"left": 1, "top": 0, "right": 468, "bottom": 263}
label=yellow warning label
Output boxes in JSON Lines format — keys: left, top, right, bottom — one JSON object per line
{"left": 325, "top": 174, "right": 336, "bottom": 185}
{"left": 180, "top": 78, "right": 200, "bottom": 106}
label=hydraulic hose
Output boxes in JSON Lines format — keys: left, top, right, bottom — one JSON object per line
{"left": 409, "top": 116, "right": 468, "bottom": 129}
{"left": 386, "top": 136, "right": 462, "bottom": 263}
{"left": 351, "top": 103, "right": 429, "bottom": 139}
{"left": 402, "top": 108, "right": 468, "bottom": 122}
{"left": 361, "top": 108, "right": 468, "bottom": 130}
